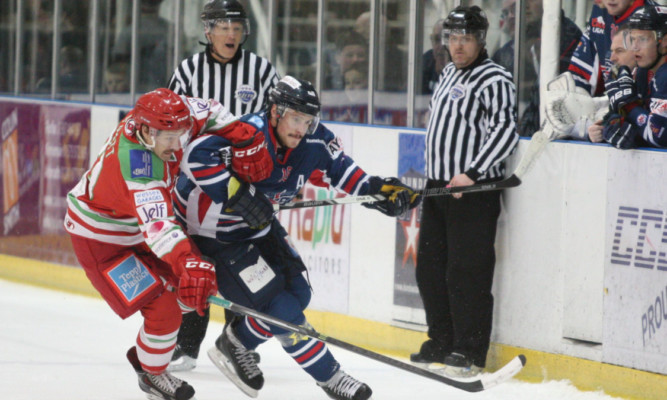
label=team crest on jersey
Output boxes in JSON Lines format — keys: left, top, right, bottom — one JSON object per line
{"left": 124, "top": 119, "right": 136, "bottom": 137}
{"left": 636, "top": 114, "right": 648, "bottom": 127}
{"left": 236, "top": 85, "right": 257, "bottom": 104}
{"left": 278, "top": 166, "right": 293, "bottom": 182}
{"left": 591, "top": 16, "right": 605, "bottom": 34}
{"left": 450, "top": 84, "right": 466, "bottom": 101}
{"left": 130, "top": 150, "right": 153, "bottom": 179}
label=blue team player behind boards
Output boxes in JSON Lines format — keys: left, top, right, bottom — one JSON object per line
{"left": 602, "top": 4, "right": 667, "bottom": 149}
{"left": 173, "top": 75, "right": 421, "bottom": 400}
{"left": 567, "top": 0, "right": 656, "bottom": 96}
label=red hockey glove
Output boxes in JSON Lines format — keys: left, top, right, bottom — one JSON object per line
{"left": 177, "top": 256, "right": 217, "bottom": 316}
{"left": 230, "top": 124, "right": 273, "bottom": 183}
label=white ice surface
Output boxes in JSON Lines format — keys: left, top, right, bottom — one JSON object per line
{"left": 0, "top": 279, "right": 623, "bottom": 400}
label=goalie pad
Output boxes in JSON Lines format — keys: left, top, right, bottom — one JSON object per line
{"left": 544, "top": 72, "right": 609, "bottom": 139}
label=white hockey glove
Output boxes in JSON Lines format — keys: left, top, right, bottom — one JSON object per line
{"left": 544, "top": 73, "right": 609, "bottom": 139}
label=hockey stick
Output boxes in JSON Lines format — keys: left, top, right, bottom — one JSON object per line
{"left": 208, "top": 295, "right": 526, "bottom": 392}
{"left": 274, "top": 125, "right": 555, "bottom": 212}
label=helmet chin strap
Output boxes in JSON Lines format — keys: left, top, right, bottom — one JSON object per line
{"left": 136, "top": 125, "right": 156, "bottom": 150}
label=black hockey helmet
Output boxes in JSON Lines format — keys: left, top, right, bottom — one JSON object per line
{"left": 201, "top": 0, "right": 250, "bottom": 39}
{"left": 626, "top": 5, "right": 667, "bottom": 37}
{"left": 269, "top": 76, "right": 321, "bottom": 134}
{"left": 442, "top": 5, "right": 489, "bottom": 46}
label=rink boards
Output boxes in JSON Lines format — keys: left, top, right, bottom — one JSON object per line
{"left": 0, "top": 96, "right": 665, "bottom": 399}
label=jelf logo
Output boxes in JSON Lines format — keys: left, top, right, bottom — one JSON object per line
{"left": 610, "top": 206, "right": 667, "bottom": 271}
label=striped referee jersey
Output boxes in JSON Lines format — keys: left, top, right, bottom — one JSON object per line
{"left": 426, "top": 56, "right": 519, "bottom": 182}
{"left": 168, "top": 47, "right": 279, "bottom": 116}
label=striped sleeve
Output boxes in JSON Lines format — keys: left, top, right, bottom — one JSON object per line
{"left": 467, "top": 69, "right": 519, "bottom": 179}
{"left": 181, "top": 134, "right": 233, "bottom": 204}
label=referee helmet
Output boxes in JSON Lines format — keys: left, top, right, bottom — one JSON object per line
{"left": 442, "top": 5, "right": 489, "bottom": 47}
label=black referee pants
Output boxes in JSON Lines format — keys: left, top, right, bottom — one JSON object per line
{"left": 415, "top": 179, "right": 501, "bottom": 368}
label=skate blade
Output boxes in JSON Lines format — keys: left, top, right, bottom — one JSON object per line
{"left": 167, "top": 357, "right": 197, "bottom": 372}
{"left": 146, "top": 395, "right": 197, "bottom": 400}
{"left": 207, "top": 346, "right": 259, "bottom": 398}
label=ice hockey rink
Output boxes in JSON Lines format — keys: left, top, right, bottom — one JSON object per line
{"left": 1, "top": 279, "right": 623, "bottom": 400}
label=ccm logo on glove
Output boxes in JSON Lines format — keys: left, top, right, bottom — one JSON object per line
{"left": 185, "top": 260, "right": 214, "bottom": 271}
{"left": 234, "top": 142, "right": 265, "bottom": 157}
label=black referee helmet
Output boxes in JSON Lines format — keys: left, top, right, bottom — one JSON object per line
{"left": 201, "top": 0, "right": 250, "bottom": 41}
{"left": 442, "top": 5, "right": 489, "bottom": 46}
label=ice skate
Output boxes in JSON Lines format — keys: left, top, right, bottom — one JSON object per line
{"left": 127, "top": 346, "right": 196, "bottom": 400}
{"left": 443, "top": 352, "right": 483, "bottom": 378}
{"left": 207, "top": 323, "right": 263, "bottom": 398}
{"left": 317, "top": 369, "right": 373, "bottom": 400}
{"left": 409, "top": 339, "right": 448, "bottom": 364}
{"left": 167, "top": 345, "right": 197, "bottom": 372}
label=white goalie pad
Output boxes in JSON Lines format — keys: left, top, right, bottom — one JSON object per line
{"left": 544, "top": 72, "right": 609, "bottom": 137}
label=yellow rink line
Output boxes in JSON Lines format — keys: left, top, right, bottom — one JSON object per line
{"left": 1, "top": 254, "right": 663, "bottom": 400}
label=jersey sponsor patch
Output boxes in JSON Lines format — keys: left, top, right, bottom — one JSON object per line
{"left": 326, "top": 136, "right": 344, "bottom": 157}
{"left": 134, "top": 189, "right": 165, "bottom": 206}
{"left": 137, "top": 201, "right": 168, "bottom": 224}
{"left": 105, "top": 254, "right": 159, "bottom": 304}
{"left": 151, "top": 229, "right": 187, "bottom": 257}
{"left": 238, "top": 255, "right": 276, "bottom": 293}
{"left": 129, "top": 149, "right": 153, "bottom": 179}
{"left": 450, "top": 84, "right": 466, "bottom": 100}
{"left": 235, "top": 85, "right": 257, "bottom": 103}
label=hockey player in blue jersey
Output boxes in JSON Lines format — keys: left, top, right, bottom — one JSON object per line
{"left": 173, "top": 75, "right": 420, "bottom": 400}
{"left": 603, "top": 5, "right": 667, "bottom": 149}
{"left": 568, "top": 0, "right": 655, "bottom": 96}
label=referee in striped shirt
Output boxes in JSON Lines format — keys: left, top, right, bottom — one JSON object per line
{"left": 410, "top": 6, "right": 518, "bottom": 377}
{"left": 168, "top": 0, "right": 279, "bottom": 117}
{"left": 167, "top": 0, "right": 278, "bottom": 372}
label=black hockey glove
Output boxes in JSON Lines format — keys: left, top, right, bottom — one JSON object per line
{"left": 226, "top": 177, "right": 274, "bottom": 229}
{"left": 605, "top": 66, "right": 642, "bottom": 116}
{"left": 602, "top": 112, "right": 640, "bottom": 150}
{"left": 363, "top": 176, "right": 421, "bottom": 217}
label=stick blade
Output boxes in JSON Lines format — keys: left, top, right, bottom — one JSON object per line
{"left": 479, "top": 355, "right": 527, "bottom": 390}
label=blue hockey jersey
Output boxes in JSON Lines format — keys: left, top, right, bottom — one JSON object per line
{"left": 174, "top": 111, "right": 371, "bottom": 242}
{"left": 629, "top": 60, "right": 667, "bottom": 147}
{"left": 568, "top": 0, "right": 653, "bottom": 96}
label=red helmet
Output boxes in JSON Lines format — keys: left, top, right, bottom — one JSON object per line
{"left": 134, "top": 88, "right": 192, "bottom": 131}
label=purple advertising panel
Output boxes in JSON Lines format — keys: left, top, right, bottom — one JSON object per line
{"left": 0, "top": 102, "right": 41, "bottom": 236}
{"left": 40, "top": 105, "right": 90, "bottom": 234}
{"left": 0, "top": 100, "right": 89, "bottom": 266}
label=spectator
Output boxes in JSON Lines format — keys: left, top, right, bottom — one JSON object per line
{"left": 34, "top": 45, "right": 87, "bottom": 93}
{"left": 354, "top": 11, "right": 407, "bottom": 92}
{"left": 568, "top": 0, "right": 657, "bottom": 97}
{"left": 410, "top": 6, "right": 518, "bottom": 378}
{"left": 324, "top": 29, "right": 368, "bottom": 91}
{"left": 104, "top": 62, "right": 130, "bottom": 93}
{"left": 422, "top": 19, "right": 449, "bottom": 95}
{"left": 112, "top": 0, "right": 175, "bottom": 92}
{"left": 602, "top": 5, "right": 667, "bottom": 149}
{"left": 491, "top": 0, "right": 516, "bottom": 73}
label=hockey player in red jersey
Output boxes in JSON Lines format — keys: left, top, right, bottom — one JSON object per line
{"left": 64, "top": 88, "right": 272, "bottom": 400}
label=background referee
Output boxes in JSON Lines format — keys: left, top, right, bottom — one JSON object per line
{"left": 168, "top": 0, "right": 279, "bottom": 117}
{"left": 409, "top": 5, "right": 519, "bottom": 378}
{"left": 168, "top": 0, "right": 278, "bottom": 372}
